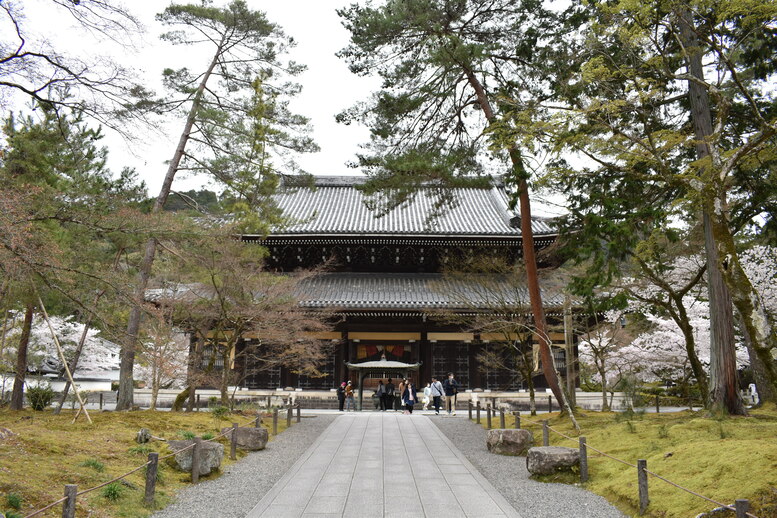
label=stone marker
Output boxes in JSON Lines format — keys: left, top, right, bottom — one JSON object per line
{"left": 526, "top": 446, "right": 580, "bottom": 475}
{"left": 136, "top": 428, "right": 152, "bottom": 444}
{"left": 220, "top": 426, "right": 269, "bottom": 451}
{"left": 486, "top": 429, "right": 533, "bottom": 456}
{"left": 167, "top": 440, "right": 224, "bottom": 476}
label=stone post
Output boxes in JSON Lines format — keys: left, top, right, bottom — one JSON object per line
{"left": 144, "top": 452, "right": 158, "bottom": 505}
{"left": 273, "top": 408, "right": 278, "bottom": 435}
{"left": 638, "top": 459, "right": 648, "bottom": 515}
{"left": 579, "top": 437, "right": 588, "bottom": 483}
{"left": 735, "top": 499, "right": 749, "bottom": 518}
{"left": 486, "top": 404, "right": 492, "bottom": 429}
{"left": 476, "top": 401, "right": 481, "bottom": 424}
{"left": 499, "top": 408, "right": 505, "bottom": 429}
{"left": 230, "top": 423, "right": 238, "bottom": 460}
{"left": 62, "top": 484, "right": 77, "bottom": 518}
{"left": 514, "top": 411, "right": 520, "bottom": 429}
{"left": 191, "top": 438, "right": 202, "bottom": 483}
{"left": 542, "top": 420, "right": 549, "bottom": 446}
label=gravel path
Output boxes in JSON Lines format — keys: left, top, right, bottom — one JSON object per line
{"left": 152, "top": 414, "right": 336, "bottom": 518}
{"left": 431, "top": 416, "right": 626, "bottom": 518}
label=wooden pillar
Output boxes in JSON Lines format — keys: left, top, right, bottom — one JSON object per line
{"left": 469, "top": 342, "right": 482, "bottom": 389}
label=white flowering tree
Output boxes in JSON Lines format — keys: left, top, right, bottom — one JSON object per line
{"left": 739, "top": 245, "right": 777, "bottom": 403}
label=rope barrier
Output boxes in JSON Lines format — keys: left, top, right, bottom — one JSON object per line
{"left": 22, "top": 497, "right": 68, "bottom": 518}
{"left": 484, "top": 409, "right": 759, "bottom": 517}
{"left": 23, "top": 408, "right": 276, "bottom": 518}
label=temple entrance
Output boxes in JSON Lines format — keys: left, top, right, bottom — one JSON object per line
{"left": 346, "top": 358, "right": 421, "bottom": 410}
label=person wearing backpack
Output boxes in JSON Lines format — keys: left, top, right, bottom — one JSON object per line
{"left": 430, "top": 376, "right": 445, "bottom": 415}
{"left": 442, "top": 372, "right": 460, "bottom": 416}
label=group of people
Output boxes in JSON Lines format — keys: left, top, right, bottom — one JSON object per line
{"left": 336, "top": 373, "right": 461, "bottom": 415}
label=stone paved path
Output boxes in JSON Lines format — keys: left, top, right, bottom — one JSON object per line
{"left": 247, "top": 412, "right": 521, "bottom": 517}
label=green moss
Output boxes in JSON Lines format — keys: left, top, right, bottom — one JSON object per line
{"left": 473, "top": 406, "right": 777, "bottom": 517}
{"left": 0, "top": 408, "right": 289, "bottom": 518}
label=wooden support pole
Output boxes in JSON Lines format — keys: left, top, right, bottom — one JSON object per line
{"left": 144, "top": 452, "right": 159, "bottom": 505}
{"left": 514, "top": 411, "right": 521, "bottom": 429}
{"left": 468, "top": 400, "right": 473, "bottom": 420}
{"left": 542, "top": 420, "right": 549, "bottom": 446}
{"left": 296, "top": 403, "right": 301, "bottom": 423}
{"left": 273, "top": 408, "right": 278, "bottom": 435}
{"left": 196, "top": 394, "right": 200, "bottom": 411}
{"left": 548, "top": 395, "right": 552, "bottom": 413}
{"left": 230, "top": 422, "right": 238, "bottom": 460}
{"left": 579, "top": 437, "right": 588, "bottom": 483}
{"left": 486, "top": 404, "right": 492, "bottom": 429}
{"left": 37, "top": 295, "right": 91, "bottom": 424}
{"left": 499, "top": 408, "right": 505, "bottom": 428}
{"left": 655, "top": 394, "right": 660, "bottom": 414}
{"left": 476, "top": 401, "right": 481, "bottom": 424}
{"left": 62, "top": 484, "right": 77, "bottom": 518}
{"left": 735, "top": 499, "right": 749, "bottom": 518}
{"left": 286, "top": 404, "right": 292, "bottom": 428}
{"left": 638, "top": 459, "right": 649, "bottom": 515}
{"left": 191, "top": 438, "right": 201, "bottom": 483}
{"left": 99, "top": 392, "right": 103, "bottom": 410}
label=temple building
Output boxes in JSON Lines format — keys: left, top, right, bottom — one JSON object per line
{"left": 233, "top": 176, "right": 577, "bottom": 394}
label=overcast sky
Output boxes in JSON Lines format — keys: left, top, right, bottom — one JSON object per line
{"left": 18, "top": 0, "right": 378, "bottom": 193}
{"left": 16, "top": 0, "right": 565, "bottom": 216}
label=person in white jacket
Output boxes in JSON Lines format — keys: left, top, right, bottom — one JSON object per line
{"left": 422, "top": 383, "right": 432, "bottom": 410}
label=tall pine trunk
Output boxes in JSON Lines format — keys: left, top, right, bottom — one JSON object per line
{"left": 461, "top": 66, "right": 578, "bottom": 429}
{"left": 116, "top": 44, "right": 223, "bottom": 410}
{"left": 9, "top": 303, "right": 34, "bottom": 410}
{"left": 676, "top": 9, "right": 745, "bottom": 415}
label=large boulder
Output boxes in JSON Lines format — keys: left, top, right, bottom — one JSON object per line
{"left": 486, "top": 429, "right": 533, "bottom": 456}
{"left": 220, "top": 426, "right": 268, "bottom": 451}
{"left": 526, "top": 446, "right": 580, "bottom": 475}
{"left": 167, "top": 440, "right": 224, "bottom": 476}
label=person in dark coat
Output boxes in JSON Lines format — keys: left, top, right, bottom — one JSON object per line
{"left": 443, "top": 372, "right": 460, "bottom": 416}
{"left": 376, "top": 380, "right": 386, "bottom": 410}
{"left": 402, "top": 379, "right": 418, "bottom": 414}
{"left": 385, "top": 378, "right": 395, "bottom": 411}
{"left": 336, "top": 381, "right": 346, "bottom": 411}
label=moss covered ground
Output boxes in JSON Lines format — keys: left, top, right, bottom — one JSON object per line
{"left": 474, "top": 405, "right": 777, "bottom": 517}
{"left": 0, "top": 407, "right": 289, "bottom": 518}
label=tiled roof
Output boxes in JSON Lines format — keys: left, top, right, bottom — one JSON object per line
{"left": 296, "top": 273, "right": 565, "bottom": 310}
{"left": 257, "top": 176, "right": 555, "bottom": 238}
{"left": 146, "top": 273, "right": 566, "bottom": 311}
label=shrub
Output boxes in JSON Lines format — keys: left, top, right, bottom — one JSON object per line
{"left": 6, "top": 492, "right": 22, "bottom": 510}
{"left": 657, "top": 424, "right": 669, "bottom": 439}
{"left": 201, "top": 432, "right": 214, "bottom": 440}
{"left": 101, "top": 482, "right": 123, "bottom": 501}
{"left": 26, "top": 385, "right": 55, "bottom": 411}
{"left": 79, "top": 458, "right": 105, "bottom": 472}
{"left": 4, "top": 512, "right": 22, "bottom": 518}
{"left": 178, "top": 430, "right": 196, "bottom": 440}
{"left": 211, "top": 406, "right": 230, "bottom": 419}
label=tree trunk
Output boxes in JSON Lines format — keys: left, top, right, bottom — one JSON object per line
{"left": 676, "top": 9, "right": 746, "bottom": 415}
{"left": 740, "top": 314, "right": 775, "bottom": 404}
{"left": 10, "top": 303, "right": 34, "bottom": 410}
{"left": 564, "top": 295, "right": 576, "bottom": 406}
{"left": 462, "top": 66, "right": 577, "bottom": 429}
{"left": 116, "top": 45, "right": 224, "bottom": 410}
{"left": 186, "top": 333, "right": 205, "bottom": 412}
{"left": 671, "top": 300, "right": 709, "bottom": 405}
{"left": 598, "top": 361, "right": 610, "bottom": 411}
